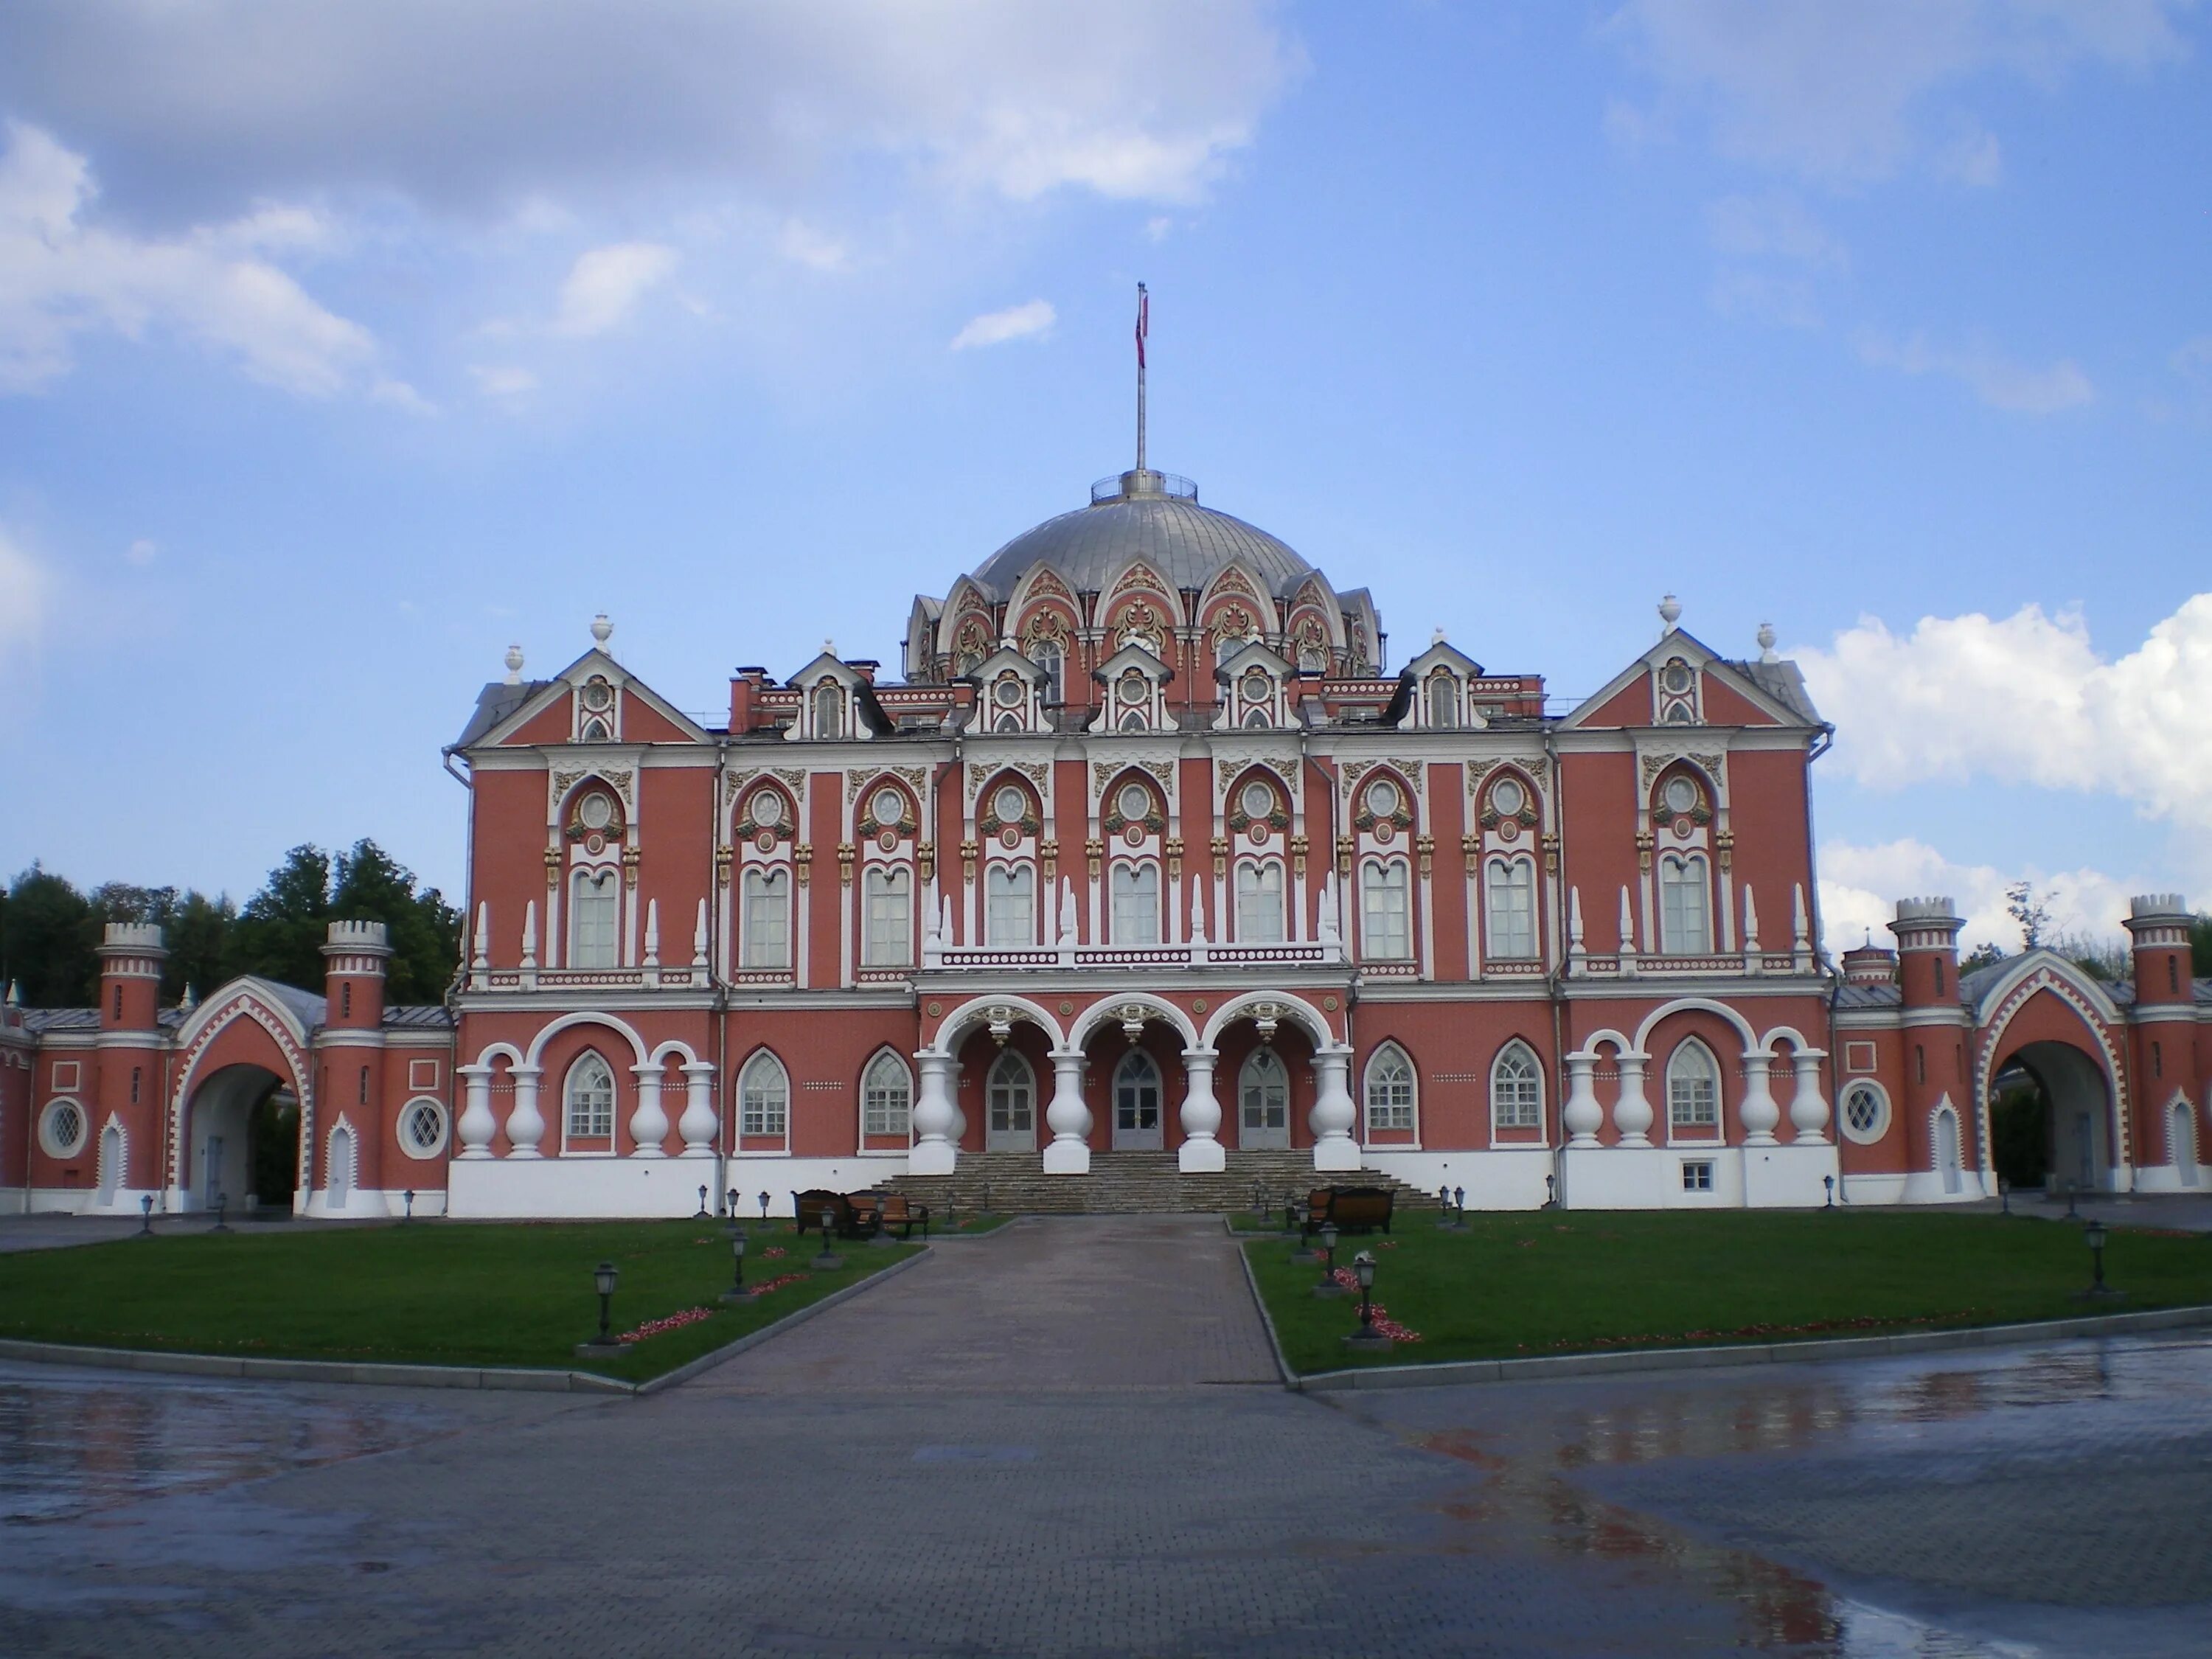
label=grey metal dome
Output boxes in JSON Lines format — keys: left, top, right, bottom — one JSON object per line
{"left": 969, "top": 470, "right": 1315, "bottom": 598}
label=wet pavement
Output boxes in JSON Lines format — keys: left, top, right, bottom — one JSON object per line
{"left": 1, "top": 1216, "right": 2207, "bottom": 1655}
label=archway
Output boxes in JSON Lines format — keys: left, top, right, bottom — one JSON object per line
{"left": 1991, "top": 1041, "right": 2113, "bottom": 1196}
{"left": 184, "top": 1063, "right": 299, "bottom": 1215}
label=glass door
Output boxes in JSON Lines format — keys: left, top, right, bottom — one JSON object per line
{"left": 1113, "top": 1051, "right": 1164, "bottom": 1150}
{"left": 985, "top": 1052, "right": 1035, "bottom": 1152}
{"left": 1239, "top": 1049, "right": 1290, "bottom": 1150}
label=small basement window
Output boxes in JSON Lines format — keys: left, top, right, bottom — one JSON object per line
{"left": 1680, "top": 1160, "right": 1714, "bottom": 1193}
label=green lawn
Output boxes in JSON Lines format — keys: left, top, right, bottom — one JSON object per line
{"left": 0, "top": 1220, "right": 919, "bottom": 1383}
{"left": 1245, "top": 1211, "right": 2212, "bottom": 1376}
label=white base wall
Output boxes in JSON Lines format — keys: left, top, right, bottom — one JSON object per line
{"left": 449, "top": 1154, "right": 888, "bottom": 1220}
{"left": 21, "top": 1188, "right": 97, "bottom": 1216}
{"left": 2132, "top": 1164, "right": 2210, "bottom": 1194}
{"left": 1742, "top": 1142, "right": 1841, "bottom": 1208}
{"left": 1899, "top": 1167, "right": 1996, "bottom": 1204}
{"left": 1360, "top": 1149, "right": 1554, "bottom": 1210}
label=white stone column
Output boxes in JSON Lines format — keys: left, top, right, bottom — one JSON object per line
{"left": 1042, "top": 1048, "right": 1092, "bottom": 1174}
{"left": 1613, "top": 1052, "right": 1654, "bottom": 1145}
{"left": 1739, "top": 1049, "right": 1781, "bottom": 1144}
{"left": 1310, "top": 1045, "right": 1360, "bottom": 1172}
{"left": 909, "top": 1050, "right": 959, "bottom": 1175}
{"left": 678, "top": 1062, "right": 720, "bottom": 1156}
{"left": 456, "top": 1064, "right": 498, "bottom": 1159}
{"left": 1788, "top": 1051, "right": 1831, "bottom": 1143}
{"left": 628, "top": 1062, "right": 669, "bottom": 1157}
{"left": 506, "top": 1064, "right": 545, "bottom": 1158}
{"left": 1178, "top": 1046, "right": 1225, "bottom": 1172}
{"left": 1561, "top": 1054, "right": 1603, "bottom": 1145}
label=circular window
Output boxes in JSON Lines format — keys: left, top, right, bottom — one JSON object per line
{"left": 1366, "top": 778, "right": 1399, "bottom": 818}
{"left": 1240, "top": 669, "right": 1270, "bottom": 701}
{"left": 872, "top": 789, "right": 904, "bottom": 828}
{"left": 1242, "top": 781, "right": 1274, "bottom": 820}
{"left": 1492, "top": 778, "right": 1524, "bottom": 818}
{"left": 41, "top": 1100, "right": 87, "bottom": 1159}
{"left": 994, "top": 786, "right": 1026, "bottom": 824}
{"left": 1117, "top": 673, "right": 1148, "bottom": 706}
{"left": 580, "top": 678, "right": 613, "bottom": 712}
{"left": 1660, "top": 660, "right": 1694, "bottom": 695}
{"left": 578, "top": 793, "right": 613, "bottom": 831}
{"left": 751, "top": 791, "right": 783, "bottom": 830}
{"left": 1118, "top": 783, "right": 1151, "bottom": 824}
{"left": 401, "top": 1099, "right": 448, "bottom": 1159}
{"left": 1663, "top": 776, "right": 1698, "bottom": 815}
{"left": 993, "top": 678, "right": 1023, "bottom": 708}
{"left": 1839, "top": 1082, "right": 1891, "bottom": 1145}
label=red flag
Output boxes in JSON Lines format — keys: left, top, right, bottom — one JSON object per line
{"left": 1135, "top": 283, "right": 1148, "bottom": 370}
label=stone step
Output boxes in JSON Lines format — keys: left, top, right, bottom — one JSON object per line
{"left": 860, "top": 1152, "right": 1435, "bottom": 1216}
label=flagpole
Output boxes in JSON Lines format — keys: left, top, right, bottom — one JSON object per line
{"left": 1135, "top": 282, "right": 1148, "bottom": 476}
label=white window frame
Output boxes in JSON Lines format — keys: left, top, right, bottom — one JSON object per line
{"left": 1659, "top": 852, "right": 1713, "bottom": 955}
{"left": 1363, "top": 1043, "right": 1416, "bottom": 1138}
{"left": 1360, "top": 858, "right": 1412, "bottom": 961}
{"left": 738, "top": 1051, "right": 790, "bottom": 1141}
{"left": 986, "top": 1050, "right": 1036, "bottom": 1146}
{"left": 1837, "top": 1080, "right": 1891, "bottom": 1146}
{"left": 398, "top": 1096, "right": 449, "bottom": 1160}
{"left": 40, "top": 1099, "right": 88, "bottom": 1159}
{"left": 1029, "top": 639, "right": 1063, "bottom": 704}
{"left": 862, "top": 866, "right": 912, "bottom": 967}
{"left": 1238, "top": 1048, "right": 1290, "bottom": 1142}
{"left": 813, "top": 681, "right": 843, "bottom": 738}
{"left": 742, "top": 866, "right": 791, "bottom": 968}
{"left": 1426, "top": 672, "right": 1458, "bottom": 728}
{"left": 1234, "top": 858, "right": 1284, "bottom": 942}
{"left": 984, "top": 863, "right": 1036, "bottom": 947}
{"left": 1666, "top": 1038, "right": 1721, "bottom": 1138}
{"left": 860, "top": 1051, "right": 912, "bottom": 1142}
{"left": 569, "top": 868, "right": 620, "bottom": 969}
{"left": 564, "top": 1051, "right": 616, "bottom": 1142}
{"left": 1484, "top": 855, "right": 1537, "bottom": 961}
{"left": 1110, "top": 861, "right": 1161, "bottom": 945}
{"left": 1489, "top": 1041, "right": 1543, "bottom": 1133}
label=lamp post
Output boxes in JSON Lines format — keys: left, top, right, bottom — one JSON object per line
{"left": 758, "top": 1191, "right": 770, "bottom": 1222}
{"left": 1823, "top": 1175, "right": 1834, "bottom": 1210}
{"left": 2077, "top": 1218, "right": 2124, "bottom": 1301}
{"left": 1342, "top": 1250, "right": 1390, "bottom": 1352}
{"left": 720, "top": 1231, "right": 751, "bottom": 1301}
{"left": 574, "top": 1260, "right": 633, "bottom": 1356}
{"left": 2063, "top": 1183, "right": 2079, "bottom": 1221}
{"left": 726, "top": 1187, "right": 739, "bottom": 1220}
{"left": 1544, "top": 1172, "right": 1557, "bottom": 1210}
{"left": 138, "top": 1194, "right": 155, "bottom": 1238}
{"left": 211, "top": 1192, "right": 231, "bottom": 1234}
{"left": 403, "top": 1189, "right": 417, "bottom": 1223}
{"left": 813, "top": 1203, "right": 843, "bottom": 1270}
{"left": 1314, "top": 1220, "right": 1347, "bottom": 1297}
{"left": 1291, "top": 1200, "right": 1318, "bottom": 1262}
{"left": 1453, "top": 1186, "right": 1467, "bottom": 1230}
{"left": 1436, "top": 1183, "right": 1451, "bottom": 1228}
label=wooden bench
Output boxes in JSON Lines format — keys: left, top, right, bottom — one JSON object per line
{"left": 793, "top": 1189, "right": 875, "bottom": 1239}
{"left": 1290, "top": 1186, "right": 1396, "bottom": 1238}
{"left": 873, "top": 1194, "right": 931, "bottom": 1239}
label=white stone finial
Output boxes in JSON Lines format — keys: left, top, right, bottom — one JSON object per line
{"left": 1658, "top": 594, "right": 1682, "bottom": 634}
{"left": 4, "top": 981, "right": 18, "bottom": 1008}
{"left": 823, "top": 638, "right": 836, "bottom": 659}
{"left": 1757, "top": 622, "right": 1778, "bottom": 663}
{"left": 179, "top": 983, "right": 197, "bottom": 1012}
{"left": 1430, "top": 626, "right": 1447, "bottom": 647}
{"left": 504, "top": 644, "right": 524, "bottom": 685}
{"left": 590, "top": 613, "right": 613, "bottom": 647}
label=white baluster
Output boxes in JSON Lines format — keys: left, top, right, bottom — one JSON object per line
{"left": 1739, "top": 1048, "right": 1780, "bottom": 1144}
{"left": 628, "top": 1062, "right": 669, "bottom": 1156}
{"left": 1310, "top": 1046, "right": 1360, "bottom": 1171}
{"left": 1178, "top": 1046, "right": 1224, "bottom": 1172}
{"left": 506, "top": 1064, "right": 544, "bottom": 1158}
{"left": 1614, "top": 1052, "right": 1654, "bottom": 1145}
{"left": 1788, "top": 1050, "right": 1830, "bottom": 1143}
{"left": 1618, "top": 886, "right": 1638, "bottom": 976}
{"left": 1042, "top": 1048, "right": 1091, "bottom": 1174}
{"left": 456, "top": 1063, "right": 498, "bottom": 1158}
{"left": 678, "top": 1062, "right": 719, "bottom": 1156}
{"left": 910, "top": 1051, "right": 959, "bottom": 1175}
{"left": 1562, "top": 1053, "right": 1603, "bottom": 1144}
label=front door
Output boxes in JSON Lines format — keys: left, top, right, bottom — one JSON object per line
{"left": 1113, "top": 1051, "right": 1164, "bottom": 1150}
{"left": 1239, "top": 1049, "right": 1290, "bottom": 1150}
{"left": 985, "top": 1052, "right": 1035, "bottom": 1152}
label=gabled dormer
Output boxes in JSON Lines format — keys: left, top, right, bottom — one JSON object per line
{"left": 786, "top": 647, "right": 893, "bottom": 742}
{"left": 1213, "top": 638, "right": 1298, "bottom": 731}
{"left": 1560, "top": 599, "right": 1823, "bottom": 734}
{"left": 454, "top": 617, "right": 714, "bottom": 756}
{"left": 1090, "top": 641, "right": 1174, "bottom": 734}
{"left": 969, "top": 643, "right": 1053, "bottom": 735}
{"left": 1397, "top": 631, "right": 1486, "bottom": 731}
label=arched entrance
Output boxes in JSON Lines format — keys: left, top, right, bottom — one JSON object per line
{"left": 184, "top": 1063, "right": 300, "bottom": 1215}
{"left": 1990, "top": 1041, "right": 2113, "bottom": 1196}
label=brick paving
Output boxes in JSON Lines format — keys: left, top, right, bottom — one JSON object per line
{"left": 2, "top": 1214, "right": 2208, "bottom": 1656}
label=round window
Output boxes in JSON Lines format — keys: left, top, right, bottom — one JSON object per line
{"left": 1241, "top": 669, "right": 1270, "bottom": 701}
{"left": 751, "top": 791, "right": 783, "bottom": 830}
{"left": 578, "top": 793, "right": 613, "bottom": 831}
{"left": 1660, "top": 660, "right": 1694, "bottom": 695}
{"left": 1117, "top": 673, "right": 1148, "bottom": 706}
{"left": 994, "top": 786, "right": 1026, "bottom": 824}
{"left": 1366, "top": 778, "right": 1399, "bottom": 818}
{"left": 993, "top": 678, "right": 1024, "bottom": 708}
{"left": 1491, "top": 778, "right": 1524, "bottom": 817}
{"left": 580, "top": 678, "right": 613, "bottom": 712}
{"left": 872, "top": 790, "right": 904, "bottom": 828}
{"left": 1119, "top": 784, "right": 1151, "bottom": 824}
{"left": 1242, "top": 781, "right": 1274, "bottom": 820}
{"left": 1663, "top": 777, "right": 1698, "bottom": 815}
{"left": 403, "top": 1099, "right": 448, "bottom": 1157}
{"left": 1839, "top": 1082, "right": 1891, "bottom": 1146}
{"left": 41, "top": 1100, "right": 87, "bottom": 1159}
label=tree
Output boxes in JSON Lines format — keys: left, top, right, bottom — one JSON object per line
{"left": 1960, "top": 941, "right": 2008, "bottom": 975}
{"left": 2193, "top": 913, "right": 2212, "bottom": 979}
{"left": 166, "top": 890, "right": 239, "bottom": 1002}
{"left": 331, "top": 840, "right": 461, "bottom": 1003}
{"left": 229, "top": 845, "right": 333, "bottom": 992}
{"left": 2005, "top": 880, "right": 2053, "bottom": 951}
{"left": 0, "top": 866, "right": 97, "bottom": 1006}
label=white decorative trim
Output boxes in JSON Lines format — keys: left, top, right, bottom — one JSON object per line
{"left": 40, "top": 1098, "right": 88, "bottom": 1159}
{"left": 1837, "top": 1079, "right": 1891, "bottom": 1146}
{"left": 398, "top": 1096, "right": 450, "bottom": 1160}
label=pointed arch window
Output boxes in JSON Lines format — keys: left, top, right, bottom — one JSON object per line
{"left": 742, "top": 868, "right": 790, "bottom": 968}
{"left": 1426, "top": 674, "right": 1458, "bottom": 728}
{"left": 571, "top": 869, "right": 619, "bottom": 968}
{"left": 1659, "top": 853, "right": 1712, "bottom": 954}
{"left": 1363, "top": 1043, "right": 1416, "bottom": 1135}
{"left": 739, "top": 1051, "right": 789, "bottom": 1138}
{"left": 1485, "top": 856, "right": 1537, "bottom": 961}
{"left": 1029, "top": 639, "right": 1064, "bottom": 704}
{"left": 1110, "top": 863, "right": 1161, "bottom": 945}
{"left": 861, "top": 1051, "right": 912, "bottom": 1139}
{"left": 984, "top": 864, "right": 1035, "bottom": 946}
{"left": 863, "top": 867, "right": 911, "bottom": 967}
{"left": 1490, "top": 1041, "right": 1543, "bottom": 1133}
{"left": 813, "top": 681, "right": 843, "bottom": 739}
{"left": 1234, "top": 860, "right": 1284, "bottom": 942}
{"left": 1666, "top": 1039, "right": 1719, "bottom": 1134}
{"left": 1360, "top": 858, "right": 1412, "bottom": 961}
{"left": 565, "top": 1051, "right": 616, "bottom": 1139}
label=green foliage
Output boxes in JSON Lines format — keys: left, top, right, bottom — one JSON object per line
{"left": 0, "top": 865, "right": 97, "bottom": 1006}
{"left": 2194, "top": 913, "right": 2212, "bottom": 979}
{"left": 331, "top": 840, "right": 462, "bottom": 1003}
{"left": 1989, "top": 1088, "right": 2048, "bottom": 1189}
{"left": 1959, "top": 942, "right": 2008, "bottom": 975}
{"left": 229, "top": 844, "right": 333, "bottom": 991}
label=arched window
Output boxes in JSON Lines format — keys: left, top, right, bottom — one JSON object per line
{"left": 1666, "top": 1040, "right": 1719, "bottom": 1135}
{"left": 1426, "top": 674, "right": 1457, "bottom": 728}
{"left": 1242, "top": 706, "right": 1271, "bottom": 728}
{"left": 985, "top": 1051, "right": 1034, "bottom": 1150}
{"left": 862, "top": 867, "right": 911, "bottom": 967}
{"left": 984, "top": 864, "right": 1034, "bottom": 946}
{"left": 1490, "top": 1041, "right": 1543, "bottom": 1133}
{"left": 741, "top": 868, "right": 790, "bottom": 968}
{"left": 1029, "top": 639, "right": 1063, "bottom": 704}
{"left": 1234, "top": 860, "right": 1284, "bottom": 942}
{"left": 1485, "top": 856, "right": 1537, "bottom": 960}
{"left": 1238, "top": 1048, "right": 1289, "bottom": 1147}
{"left": 571, "top": 869, "right": 619, "bottom": 968}
{"left": 565, "top": 1051, "right": 616, "bottom": 1138}
{"left": 1111, "top": 863, "right": 1161, "bottom": 945}
{"left": 1360, "top": 859, "right": 1411, "bottom": 961}
{"left": 1659, "top": 853, "right": 1712, "bottom": 954}
{"left": 813, "top": 681, "right": 843, "bottom": 738}
{"left": 1363, "top": 1043, "right": 1416, "bottom": 1135}
{"left": 1112, "top": 1049, "right": 1162, "bottom": 1146}
{"left": 580, "top": 717, "right": 610, "bottom": 742}
{"left": 738, "top": 1051, "right": 789, "bottom": 1138}
{"left": 860, "top": 1051, "right": 911, "bottom": 1139}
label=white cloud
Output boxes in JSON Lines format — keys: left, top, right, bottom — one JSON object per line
{"left": 1819, "top": 837, "right": 2142, "bottom": 956}
{"left": 1706, "top": 192, "right": 1846, "bottom": 267}
{"left": 0, "top": 121, "right": 376, "bottom": 396}
{"left": 950, "top": 298, "right": 1056, "bottom": 351}
{"left": 775, "top": 220, "right": 849, "bottom": 274}
{"left": 1144, "top": 216, "right": 1174, "bottom": 243}
{"left": 1606, "top": 0, "right": 2192, "bottom": 184}
{"left": 0, "top": 2, "right": 1298, "bottom": 218}
{"left": 1854, "top": 328, "right": 2094, "bottom": 413}
{"left": 369, "top": 378, "right": 438, "bottom": 416}
{"left": 470, "top": 364, "right": 539, "bottom": 399}
{"left": 552, "top": 243, "right": 678, "bottom": 338}
{"left": 1797, "top": 594, "right": 2212, "bottom": 885}
{"left": 0, "top": 525, "right": 49, "bottom": 645}
{"left": 124, "top": 538, "right": 157, "bottom": 567}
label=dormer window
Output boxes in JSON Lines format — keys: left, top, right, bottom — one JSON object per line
{"left": 1656, "top": 656, "right": 1699, "bottom": 724}
{"left": 813, "top": 681, "right": 843, "bottom": 738}
{"left": 1029, "top": 639, "right": 1063, "bottom": 703}
{"left": 1426, "top": 674, "right": 1458, "bottom": 728}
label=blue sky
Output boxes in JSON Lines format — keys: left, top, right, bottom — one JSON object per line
{"left": 1, "top": 1, "right": 2207, "bottom": 954}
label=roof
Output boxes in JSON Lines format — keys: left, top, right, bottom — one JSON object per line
{"left": 1833, "top": 984, "right": 1902, "bottom": 1009}
{"left": 383, "top": 1005, "right": 455, "bottom": 1030}
{"left": 1723, "top": 658, "right": 1825, "bottom": 726}
{"left": 453, "top": 680, "right": 550, "bottom": 750}
{"left": 22, "top": 1008, "right": 99, "bottom": 1033}
{"left": 970, "top": 475, "right": 1315, "bottom": 599}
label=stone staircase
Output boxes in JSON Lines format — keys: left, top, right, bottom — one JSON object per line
{"left": 859, "top": 1150, "right": 1436, "bottom": 1217}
